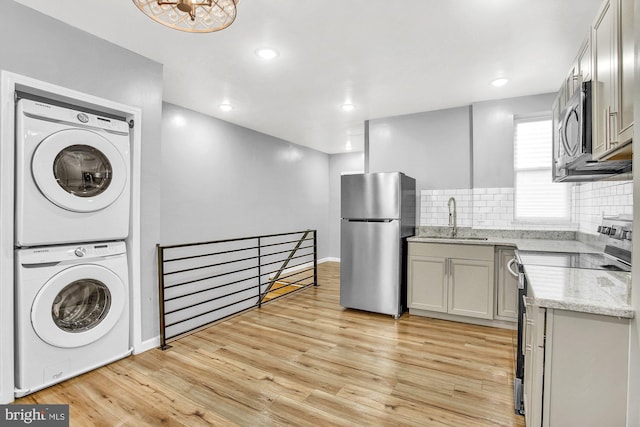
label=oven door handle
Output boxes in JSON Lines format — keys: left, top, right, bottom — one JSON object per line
{"left": 507, "top": 258, "right": 519, "bottom": 278}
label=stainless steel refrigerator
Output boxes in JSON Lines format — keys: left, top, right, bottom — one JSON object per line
{"left": 340, "top": 172, "right": 416, "bottom": 318}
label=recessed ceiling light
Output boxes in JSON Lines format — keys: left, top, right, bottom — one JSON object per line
{"left": 219, "top": 103, "right": 233, "bottom": 112}
{"left": 341, "top": 103, "right": 355, "bottom": 112}
{"left": 173, "top": 115, "right": 186, "bottom": 127}
{"left": 345, "top": 141, "right": 353, "bottom": 151}
{"left": 255, "top": 48, "right": 279, "bottom": 60}
{"left": 490, "top": 77, "right": 509, "bottom": 87}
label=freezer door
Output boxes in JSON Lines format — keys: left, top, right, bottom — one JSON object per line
{"left": 341, "top": 173, "right": 401, "bottom": 220}
{"left": 340, "top": 219, "right": 403, "bottom": 316}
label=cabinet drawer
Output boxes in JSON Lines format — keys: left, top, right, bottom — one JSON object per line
{"left": 408, "top": 242, "right": 494, "bottom": 261}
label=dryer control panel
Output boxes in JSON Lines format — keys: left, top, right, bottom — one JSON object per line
{"left": 18, "top": 241, "right": 126, "bottom": 266}
{"left": 20, "top": 99, "right": 129, "bottom": 134}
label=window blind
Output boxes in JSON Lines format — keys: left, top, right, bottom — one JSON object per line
{"left": 514, "top": 117, "right": 570, "bottom": 221}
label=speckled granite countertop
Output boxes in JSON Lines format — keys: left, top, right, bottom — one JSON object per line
{"left": 524, "top": 265, "right": 633, "bottom": 318}
{"left": 407, "top": 234, "right": 633, "bottom": 318}
{"left": 407, "top": 236, "right": 601, "bottom": 253}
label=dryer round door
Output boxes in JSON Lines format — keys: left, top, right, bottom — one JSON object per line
{"left": 31, "top": 129, "right": 127, "bottom": 213}
{"left": 31, "top": 264, "right": 127, "bottom": 348}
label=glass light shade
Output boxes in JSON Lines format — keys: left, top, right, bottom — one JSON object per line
{"left": 132, "top": 0, "right": 238, "bottom": 33}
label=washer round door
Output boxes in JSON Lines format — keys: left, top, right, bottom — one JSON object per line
{"left": 31, "top": 264, "right": 127, "bottom": 348}
{"left": 31, "top": 129, "right": 127, "bottom": 213}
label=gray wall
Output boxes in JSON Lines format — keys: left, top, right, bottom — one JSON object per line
{"left": 368, "top": 106, "right": 473, "bottom": 192}
{"left": 472, "top": 93, "right": 556, "bottom": 188}
{"left": 328, "top": 152, "right": 365, "bottom": 258}
{"left": 0, "top": 1, "right": 163, "bottom": 342}
{"left": 368, "top": 96, "right": 557, "bottom": 193}
{"left": 161, "top": 103, "right": 331, "bottom": 258}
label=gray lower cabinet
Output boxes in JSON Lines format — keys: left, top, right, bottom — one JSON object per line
{"left": 495, "top": 247, "right": 518, "bottom": 321}
{"left": 408, "top": 242, "right": 494, "bottom": 320}
{"left": 524, "top": 299, "right": 630, "bottom": 426}
{"left": 407, "top": 254, "right": 447, "bottom": 312}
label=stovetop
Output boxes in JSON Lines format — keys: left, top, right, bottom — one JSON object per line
{"left": 516, "top": 250, "right": 631, "bottom": 272}
{"left": 516, "top": 216, "right": 632, "bottom": 273}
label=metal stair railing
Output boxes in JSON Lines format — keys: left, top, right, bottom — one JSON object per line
{"left": 156, "top": 229, "right": 317, "bottom": 349}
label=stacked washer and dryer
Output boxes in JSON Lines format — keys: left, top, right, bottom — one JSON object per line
{"left": 14, "top": 99, "right": 132, "bottom": 397}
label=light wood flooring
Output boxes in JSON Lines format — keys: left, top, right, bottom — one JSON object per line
{"left": 16, "top": 262, "right": 525, "bottom": 427}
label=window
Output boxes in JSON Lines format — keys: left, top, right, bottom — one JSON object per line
{"left": 514, "top": 116, "right": 570, "bottom": 222}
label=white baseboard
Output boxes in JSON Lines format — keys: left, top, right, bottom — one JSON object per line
{"left": 320, "top": 257, "right": 340, "bottom": 263}
{"left": 134, "top": 336, "right": 161, "bottom": 354}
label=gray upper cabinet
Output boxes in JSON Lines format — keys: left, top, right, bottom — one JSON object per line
{"left": 565, "top": 34, "right": 592, "bottom": 102}
{"left": 617, "top": 0, "right": 634, "bottom": 145}
{"left": 592, "top": 0, "right": 634, "bottom": 160}
{"left": 554, "top": 0, "right": 634, "bottom": 165}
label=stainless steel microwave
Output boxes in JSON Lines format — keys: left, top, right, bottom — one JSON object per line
{"left": 552, "top": 81, "right": 631, "bottom": 182}
{"left": 552, "top": 81, "right": 592, "bottom": 181}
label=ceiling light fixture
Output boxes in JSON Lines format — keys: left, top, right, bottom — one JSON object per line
{"left": 132, "top": 0, "right": 239, "bottom": 33}
{"left": 345, "top": 141, "right": 353, "bottom": 151}
{"left": 490, "top": 77, "right": 509, "bottom": 87}
{"left": 341, "top": 103, "right": 355, "bottom": 112}
{"left": 219, "top": 103, "right": 233, "bottom": 111}
{"left": 255, "top": 48, "right": 279, "bottom": 60}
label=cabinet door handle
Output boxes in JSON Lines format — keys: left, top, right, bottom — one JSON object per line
{"left": 605, "top": 107, "right": 610, "bottom": 148}
{"left": 522, "top": 314, "right": 528, "bottom": 356}
{"left": 609, "top": 109, "right": 619, "bottom": 145}
{"left": 507, "top": 258, "right": 519, "bottom": 278}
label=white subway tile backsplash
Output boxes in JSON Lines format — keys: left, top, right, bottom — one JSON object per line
{"left": 420, "top": 181, "right": 632, "bottom": 232}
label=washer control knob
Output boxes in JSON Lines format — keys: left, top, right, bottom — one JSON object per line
{"left": 77, "top": 113, "right": 89, "bottom": 123}
{"left": 74, "top": 247, "right": 86, "bottom": 257}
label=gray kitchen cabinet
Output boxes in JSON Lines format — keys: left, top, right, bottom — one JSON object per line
{"left": 616, "top": 0, "right": 634, "bottom": 145}
{"left": 565, "top": 34, "right": 592, "bottom": 100}
{"left": 523, "top": 299, "right": 545, "bottom": 427}
{"left": 495, "top": 247, "right": 518, "bottom": 321}
{"left": 447, "top": 257, "right": 494, "bottom": 319}
{"left": 524, "top": 300, "right": 629, "bottom": 426}
{"left": 408, "top": 242, "right": 494, "bottom": 320}
{"left": 592, "top": 0, "right": 634, "bottom": 160}
{"left": 407, "top": 254, "right": 447, "bottom": 312}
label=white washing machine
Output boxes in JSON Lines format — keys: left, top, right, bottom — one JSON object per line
{"left": 15, "top": 98, "right": 131, "bottom": 247}
{"left": 14, "top": 241, "right": 131, "bottom": 397}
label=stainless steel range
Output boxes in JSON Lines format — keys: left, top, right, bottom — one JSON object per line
{"left": 513, "top": 216, "right": 632, "bottom": 415}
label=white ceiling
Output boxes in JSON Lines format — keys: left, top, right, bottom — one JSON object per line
{"left": 15, "top": 0, "right": 603, "bottom": 154}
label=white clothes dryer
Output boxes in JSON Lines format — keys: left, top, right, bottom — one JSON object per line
{"left": 15, "top": 99, "right": 131, "bottom": 247}
{"left": 14, "top": 241, "right": 131, "bottom": 397}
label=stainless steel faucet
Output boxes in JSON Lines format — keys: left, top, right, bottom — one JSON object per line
{"left": 448, "top": 197, "right": 457, "bottom": 237}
